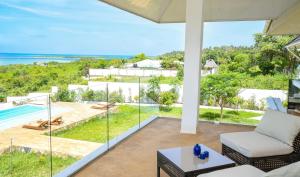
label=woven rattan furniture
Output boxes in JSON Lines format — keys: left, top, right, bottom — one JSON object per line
{"left": 222, "top": 132, "right": 300, "bottom": 172}
{"left": 157, "top": 145, "right": 235, "bottom": 177}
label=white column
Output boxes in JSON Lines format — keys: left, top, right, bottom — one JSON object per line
{"left": 181, "top": 0, "right": 204, "bottom": 134}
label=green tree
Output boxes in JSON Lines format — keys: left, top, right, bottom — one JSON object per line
{"left": 201, "top": 73, "right": 239, "bottom": 120}
{"left": 176, "top": 65, "right": 184, "bottom": 81}
{"left": 254, "top": 33, "right": 297, "bottom": 75}
{"left": 146, "top": 77, "right": 160, "bottom": 103}
{"left": 161, "top": 59, "right": 179, "bottom": 69}
{"left": 131, "top": 53, "right": 147, "bottom": 62}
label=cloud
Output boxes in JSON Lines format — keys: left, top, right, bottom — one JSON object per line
{"left": 0, "top": 2, "right": 63, "bottom": 17}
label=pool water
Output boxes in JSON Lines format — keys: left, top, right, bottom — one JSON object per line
{"left": 0, "top": 105, "right": 46, "bottom": 121}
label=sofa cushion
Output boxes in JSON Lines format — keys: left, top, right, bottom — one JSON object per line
{"left": 197, "top": 165, "right": 264, "bottom": 177}
{"left": 263, "top": 161, "right": 300, "bottom": 177}
{"left": 220, "top": 131, "right": 293, "bottom": 157}
{"left": 255, "top": 109, "right": 300, "bottom": 146}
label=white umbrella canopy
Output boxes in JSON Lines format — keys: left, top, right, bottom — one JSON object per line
{"left": 100, "top": 0, "right": 299, "bottom": 26}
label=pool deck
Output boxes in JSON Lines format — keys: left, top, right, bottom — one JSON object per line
{"left": 0, "top": 102, "right": 106, "bottom": 158}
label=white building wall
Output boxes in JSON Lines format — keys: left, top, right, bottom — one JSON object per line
{"left": 87, "top": 82, "right": 178, "bottom": 103}
{"left": 238, "top": 89, "right": 287, "bottom": 105}
{"left": 84, "top": 83, "right": 287, "bottom": 106}
{"left": 7, "top": 93, "right": 50, "bottom": 104}
{"left": 89, "top": 69, "right": 178, "bottom": 77}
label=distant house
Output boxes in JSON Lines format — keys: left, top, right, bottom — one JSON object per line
{"left": 126, "top": 59, "right": 161, "bottom": 69}
{"left": 204, "top": 59, "right": 218, "bottom": 74}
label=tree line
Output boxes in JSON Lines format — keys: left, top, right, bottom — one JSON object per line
{"left": 0, "top": 33, "right": 298, "bottom": 100}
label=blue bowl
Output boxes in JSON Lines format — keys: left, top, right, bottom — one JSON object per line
{"left": 203, "top": 151, "right": 209, "bottom": 158}
{"left": 199, "top": 153, "right": 206, "bottom": 160}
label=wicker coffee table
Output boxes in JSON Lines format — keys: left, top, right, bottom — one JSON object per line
{"left": 157, "top": 145, "right": 235, "bottom": 177}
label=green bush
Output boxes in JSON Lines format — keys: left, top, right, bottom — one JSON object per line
{"left": 81, "top": 90, "right": 95, "bottom": 101}
{"left": 159, "top": 91, "right": 178, "bottom": 110}
{"left": 0, "top": 95, "right": 6, "bottom": 102}
{"left": 52, "top": 88, "right": 76, "bottom": 102}
{"left": 109, "top": 90, "right": 125, "bottom": 103}
{"left": 241, "top": 96, "right": 259, "bottom": 110}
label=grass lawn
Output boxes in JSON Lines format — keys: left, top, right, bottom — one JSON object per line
{"left": 52, "top": 105, "right": 261, "bottom": 143}
{"left": 159, "top": 107, "right": 262, "bottom": 125}
{"left": 52, "top": 105, "right": 159, "bottom": 143}
{"left": 0, "top": 151, "right": 77, "bottom": 177}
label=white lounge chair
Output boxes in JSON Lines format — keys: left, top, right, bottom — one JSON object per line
{"left": 221, "top": 109, "right": 300, "bottom": 171}
{"left": 198, "top": 161, "right": 300, "bottom": 177}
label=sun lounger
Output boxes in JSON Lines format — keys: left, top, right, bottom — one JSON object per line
{"left": 22, "top": 120, "right": 49, "bottom": 130}
{"left": 37, "top": 116, "right": 63, "bottom": 125}
{"left": 91, "top": 102, "right": 115, "bottom": 110}
{"left": 50, "top": 116, "right": 63, "bottom": 125}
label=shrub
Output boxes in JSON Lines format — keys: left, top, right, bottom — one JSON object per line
{"left": 81, "top": 90, "right": 95, "bottom": 101}
{"left": 0, "top": 95, "right": 6, "bottom": 102}
{"left": 52, "top": 88, "right": 76, "bottom": 102}
{"left": 159, "top": 91, "right": 178, "bottom": 111}
{"left": 241, "top": 96, "right": 259, "bottom": 110}
{"left": 93, "top": 91, "right": 107, "bottom": 101}
{"left": 109, "top": 89, "right": 125, "bottom": 103}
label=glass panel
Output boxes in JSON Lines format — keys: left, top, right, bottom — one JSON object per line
{"left": 108, "top": 79, "right": 140, "bottom": 147}
{"left": 50, "top": 83, "right": 109, "bottom": 175}
{"left": 200, "top": 88, "right": 264, "bottom": 126}
{"left": 0, "top": 95, "right": 51, "bottom": 177}
{"left": 0, "top": 137, "right": 13, "bottom": 177}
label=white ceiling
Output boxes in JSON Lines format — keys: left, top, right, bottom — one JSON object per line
{"left": 100, "top": 0, "right": 300, "bottom": 34}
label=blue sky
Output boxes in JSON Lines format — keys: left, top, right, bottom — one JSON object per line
{"left": 0, "top": 0, "right": 265, "bottom": 56}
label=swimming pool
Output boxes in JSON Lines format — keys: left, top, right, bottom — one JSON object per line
{"left": 0, "top": 105, "right": 46, "bottom": 121}
{"left": 0, "top": 105, "right": 69, "bottom": 131}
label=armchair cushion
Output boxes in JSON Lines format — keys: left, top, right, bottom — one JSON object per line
{"left": 255, "top": 109, "right": 300, "bottom": 146}
{"left": 197, "top": 165, "right": 264, "bottom": 177}
{"left": 220, "top": 131, "right": 293, "bottom": 157}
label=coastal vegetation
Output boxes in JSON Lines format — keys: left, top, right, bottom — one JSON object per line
{"left": 0, "top": 33, "right": 298, "bottom": 99}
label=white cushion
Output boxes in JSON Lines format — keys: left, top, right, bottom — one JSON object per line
{"left": 197, "top": 165, "right": 265, "bottom": 177}
{"left": 220, "top": 131, "right": 293, "bottom": 157}
{"left": 263, "top": 161, "right": 300, "bottom": 177}
{"left": 255, "top": 109, "right": 300, "bottom": 146}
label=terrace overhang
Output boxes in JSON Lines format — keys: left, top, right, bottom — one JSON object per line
{"left": 99, "top": 0, "right": 300, "bottom": 134}
{"left": 100, "top": 0, "right": 300, "bottom": 24}
{"left": 265, "top": 1, "right": 300, "bottom": 35}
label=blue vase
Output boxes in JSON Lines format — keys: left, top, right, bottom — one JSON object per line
{"left": 193, "top": 144, "right": 201, "bottom": 156}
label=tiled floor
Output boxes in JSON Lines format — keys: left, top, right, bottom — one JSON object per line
{"left": 75, "top": 118, "right": 254, "bottom": 177}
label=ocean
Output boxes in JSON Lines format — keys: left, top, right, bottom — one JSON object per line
{"left": 0, "top": 53, "right": 133, "bottom": 66}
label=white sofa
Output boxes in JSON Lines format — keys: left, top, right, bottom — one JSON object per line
{"left": 220, "top": 109, "right": 300, "bottom": 171}
{"left": 198, "top": 161, "right": 300, "bottom": 177}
